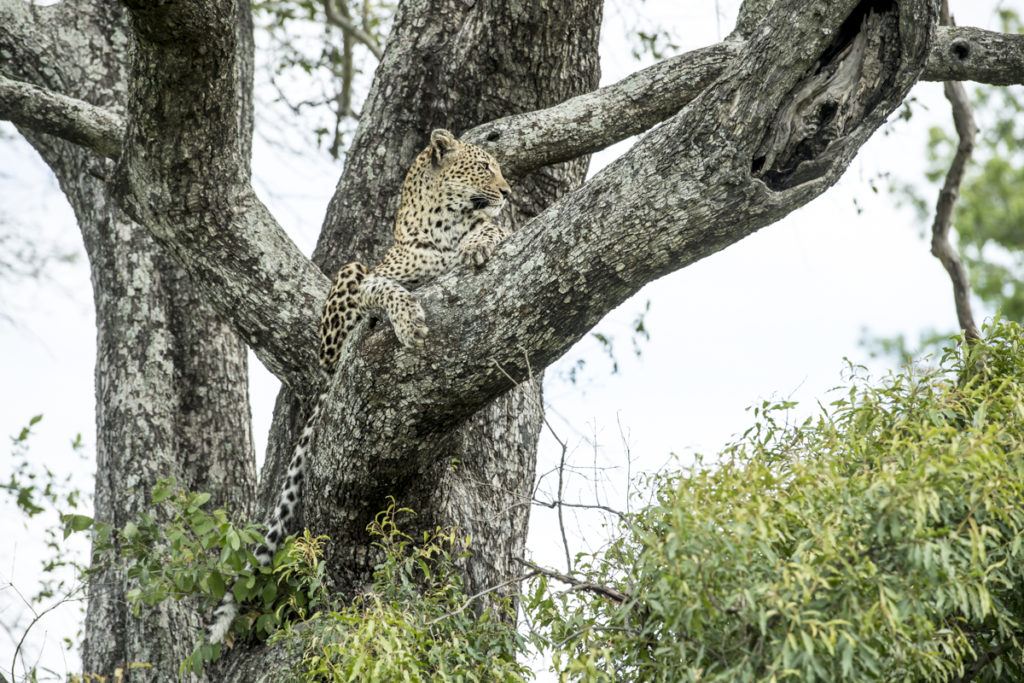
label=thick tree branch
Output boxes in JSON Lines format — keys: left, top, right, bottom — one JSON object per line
{"left": 3, "top": 17, "right": 1021, "bottom": 179}
{"left": 1, "top": 18, "right": 1020, "bottom": 370}
{"left": 926, "top": 25, "right": 1024, "bottom": 86}
{"left": 113, "top": 0, "right": 327, "bottom": 389}
{"left": 468, "top": 25, "right": 1024, "bottom": 179}
{"left": 0, "top": 74, "right": 123, "bottom": 159}
{"left": 7, "top": 5, "right": 1011, "bottom": 394}
{"left": 95, "top": 12, "right": 1023, "bottom": 391}
{"left": 2, "top": 2, "right": 1007, "bottom": 409}
{"left": 463, "top": 41, "right": 741, "bottom": 177}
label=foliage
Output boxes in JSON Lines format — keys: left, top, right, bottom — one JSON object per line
{"left": 2, "top": 417, "right": 90, "bottom": 682}
{"left": 526, "top": 321, "right": 1024, "bottom": 681}
{"left": 75, "top": 489, "right": 530, "bottom": 679}
{"left": 562, "top": 299, "right": 653, "bottom": 385}
{"left": 76, "top": 477, "right": 329, "bottom": 673}
{"left": 272, "top": 502, "right": 531, "bottom": 681}
{"left": 2, "top": 415, "right": 88, "bottom": 624}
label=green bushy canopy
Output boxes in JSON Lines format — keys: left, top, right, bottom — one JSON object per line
{"left": 528, "top": 322, "right": 1024, "bottom": 682}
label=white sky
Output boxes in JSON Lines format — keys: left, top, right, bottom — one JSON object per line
{"left": 1, "top": 0, "right": 1019, "bottom": 678}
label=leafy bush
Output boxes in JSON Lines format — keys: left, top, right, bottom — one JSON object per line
{"left": 271, "top": 503, "right": 531, "bottom": 682}
{"left": 527, "top": 322, "right": 1024, "bottom": 682}
{"left": 90, "top": 479, "right": 326, "bottom": 672}
{"left": 90, "top": 488, "right": 530, "bottom": 679}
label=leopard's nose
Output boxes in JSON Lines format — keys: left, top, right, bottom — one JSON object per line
{"left": 500, "top": 187, "right": 511, "bottom": 201}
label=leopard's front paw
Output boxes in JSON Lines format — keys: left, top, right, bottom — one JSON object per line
{"left": 392, "top": 298, "right": 429, "bottom": 348}
{"left": 459, "top": 239, "right": 495, "bottom": 268}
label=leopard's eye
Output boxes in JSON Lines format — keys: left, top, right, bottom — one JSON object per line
{"left": 478, "top": 160, "right": 491, "bottom": 172}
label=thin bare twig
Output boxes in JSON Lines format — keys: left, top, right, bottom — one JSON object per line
{"left": 322, "top": 0, "right": 384, "bottom": 60}
{"left": 514, "top": 557, "right": 631, "bottom": 605}
{"left": 9, "top": 591, "right": 83, "bottom": 682}
{"left": 555, "top": 432, "right": 573, "bottom": 572}
{"left": 616, "top": 413, "right": 634, "bottom": 515}
{"left": 931, "top": 1, "right": 981, "bottom": 342}
{"left": 490, "top": 354, "right": 575, "bottom": 571}
{"left": 532, "top": 497, "right": 628, "bottom": 521}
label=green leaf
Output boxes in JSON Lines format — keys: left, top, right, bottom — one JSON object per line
{"left": 151, "top": 478, "right": 175, "bottom": 504}
{"left": 206, "top": 572, "right": 226, "bottom": 599}
{"left": 61, "top": 513, "right": 93, "bottom": 538}
{"left": 261, "top": 580, "right": 277, "bottom": 607}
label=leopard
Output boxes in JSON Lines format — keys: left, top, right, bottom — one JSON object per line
{"left": 207, "top": 129, "right": 512, "bottom": 645}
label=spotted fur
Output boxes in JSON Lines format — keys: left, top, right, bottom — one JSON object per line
{"left": 207, "top": 129, "right": 512, "bottom": 644}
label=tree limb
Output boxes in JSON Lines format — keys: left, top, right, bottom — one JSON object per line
{"left": 28, "top": 10, "right": 1011, "bottom": 390}
{"left": 931, "top": 4, "right": 980, "bottom": 342}
{"left": 4, "top": 20, "right": 1021, "bottom": 196}
{"left": 2, "top": 4, "right": 1011, "bottom": 394}
{"left": 0, "top": 75, "right": 123, "bottom": 159}
{"left": 927, "top": 25, "right": 1024, "bottom": 86}
{"left": 113, "top": 0, "right": 327, "bottom": 389}
{"left": 462, "top": 41, "right": 741, "bottom": 177}
{"left": 468, "top": 25, "right": 1024, "bottom": 180}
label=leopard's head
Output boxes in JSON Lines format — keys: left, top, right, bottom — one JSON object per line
{"left": 408, "top": 129, "right": 511, "bottom": 218}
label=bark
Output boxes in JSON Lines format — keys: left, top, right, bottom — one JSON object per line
{"left": 930, "top": 3, "right": 980, "bottom": 342}
{"left": 926, "top": 25, "right": 1024, "bottom": 85}
{"left": 0, "top": 1, "right": 255, "bottom": 680}
{"left": 112, "top": 0, "right": 321, "bottom": 389}
{"left": 0, "top": 74, "right": 123, "bottom": 159}
{"left": 4, "top": 0, "right": 1023, "bottom": 679}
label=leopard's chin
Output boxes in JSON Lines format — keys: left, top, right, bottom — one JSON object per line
{"left": 484, "top": 199, "right": 504, "bottom": 218}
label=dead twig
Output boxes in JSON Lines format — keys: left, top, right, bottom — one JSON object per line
{"left": 532, "top": 497, "right": 628, "bottom": 521}
{"left": 514, "top": 557, "right": 631, "bottom": 604}
{"left": 931, "top": 1, "right": 981, "bottom": 342}
{"left": 424, "top": 571, "right": 537, "bottom": 626}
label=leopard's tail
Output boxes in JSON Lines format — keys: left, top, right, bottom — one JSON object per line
{"left": 207, "top": 390, "right": 327, "bottom": 644}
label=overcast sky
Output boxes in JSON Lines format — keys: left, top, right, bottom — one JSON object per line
{"left": 1, "top": 0, "right": 1020, "bottom": 677}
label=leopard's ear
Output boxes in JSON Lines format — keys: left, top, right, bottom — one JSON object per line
{"left": 429, "top": 129, "right": 458, "bottom": 167}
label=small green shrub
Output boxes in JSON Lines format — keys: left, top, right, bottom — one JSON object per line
{"left": 85, "top": 479, "right": 328, "bottom": 672}
{"left": 82, "top": 488, "right": 530, "bottom": 679}
{"left": 271, "top": 502, "right": 532, "bottom": 682}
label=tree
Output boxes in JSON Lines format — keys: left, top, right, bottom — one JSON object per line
{"left": 1, "top": 0, "right": 1023, "bottom": 679}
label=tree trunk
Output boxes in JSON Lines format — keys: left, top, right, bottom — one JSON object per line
{"left": 290, "top": 0, "right": 603, "bottom": 600}
{"left": 0, "top": 2, "right": 256, "bottom": 679}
